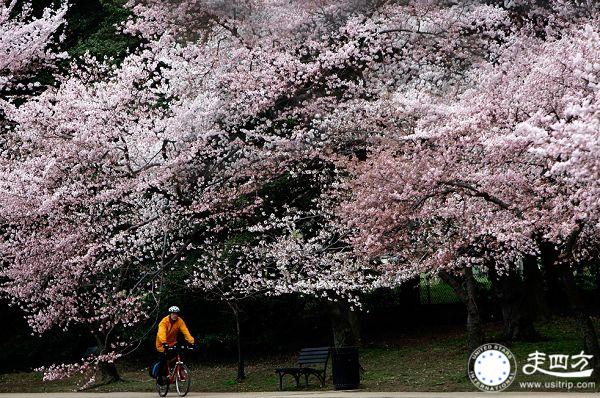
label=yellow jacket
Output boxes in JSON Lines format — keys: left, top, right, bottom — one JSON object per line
{"left": 155, "top": 315, "right": 195, "bottom": 352}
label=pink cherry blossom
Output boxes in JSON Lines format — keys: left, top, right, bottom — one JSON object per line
{"left": 0, "top": 1, "right": 68, "bottom": 92}
{"left": 1, "top": 0, "right": 599, "bottom": 381}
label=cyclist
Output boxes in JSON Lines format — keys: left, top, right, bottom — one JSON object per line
{"left": 155, "top": 306, "right": 196, "bottom": 384}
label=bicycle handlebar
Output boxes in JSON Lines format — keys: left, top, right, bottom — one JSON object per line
{"left": 164, "top": 344, "right": 198, "bottom": 352}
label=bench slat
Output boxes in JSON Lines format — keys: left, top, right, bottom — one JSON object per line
{"left": 297, "top": 346, "right": 330, "bottom": 366}
{"left": 299, "top": 347, "right": 330, "bottom": 352}
{"left": 298, "top": 352, "right": 329, "bottom": 357}
{"left": 298, "top": 355, "right": 329, "bottom": 359}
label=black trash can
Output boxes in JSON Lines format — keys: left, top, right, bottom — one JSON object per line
{"left": 332, "top": 346, "right": 360, "bottom": 390}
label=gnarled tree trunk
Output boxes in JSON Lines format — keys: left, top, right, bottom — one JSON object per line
{"left": 489, "top": 256, "right": 540, "bottom": 341}
{"left": 541, "top": 243, "right": 600, "bottom": 380}
{"left": 559, "top": 265, "right": 600, "bottom": 380}
{"left": 93, "top": 333, "right": 122, "bottom": 384}
{"left": 439, "top": 268, "right": 484, "bottom": 351}
{"left": 464, "top": 267, "right": 484, "bottom": 351}
{"left": 329, "top": 300, "right": 361, "bottom": 348}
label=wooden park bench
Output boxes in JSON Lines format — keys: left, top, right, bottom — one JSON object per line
{"left": 275, "top": 346, "right": 331, "bottom": 390}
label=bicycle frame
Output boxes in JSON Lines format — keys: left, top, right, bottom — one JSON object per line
{"left": 164, "top": 350, "right": 185, "bottom": 383}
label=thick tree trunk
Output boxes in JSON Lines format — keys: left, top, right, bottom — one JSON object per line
{"left": 489, "top": 256, "right": 540, "bottom": 341}
{"left": 439, "top": 269, "right": 484, "bottom": 351}
{"left": 559, "top": 266, "right": 600, "bottom": 379}
{"left": 541, "top": 243, "right": 600, "bottom": 379}
{"left": 228, "top": 301, "right": 246, "bottom": 381}
{"left": 329, "top": 300, "right": 361, "bottom": 348}
{"left": 93, "top": 334, "right": 122, "bottom": 383}
{"left": 522, "top": 254, "right": 543, "bottom": 300}
{"left": 543, "top": 263, "right": 571, "bottom": 313}
{"left": 464, "top": 267, "right": 484, "bottom": 351}
{"left": 519, "top": 255, "right": 543, "bottom": 339}
{"left": 490, "top": 267, "right": 519, "bottom": 339}
{"left": 97, "top": 361, "right": 121, "bottom": 383}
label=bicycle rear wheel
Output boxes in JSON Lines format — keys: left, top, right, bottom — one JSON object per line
{"left": 175, "top": 363, "right": 191, "bottom": 397}
{"left": 156, "top": 375, "right": 169, "bottom": 397}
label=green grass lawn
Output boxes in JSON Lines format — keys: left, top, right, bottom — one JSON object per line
{"left": 1, "top": 317, "right": 598, "bottom": 393}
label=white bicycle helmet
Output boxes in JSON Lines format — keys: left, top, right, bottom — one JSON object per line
{"left": 168, "top": 305, "right": 180, "bottom": 313}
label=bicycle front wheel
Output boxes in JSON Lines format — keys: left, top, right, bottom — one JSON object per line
{"left": 155, "top": 376, "right": 169, "bottom": 397}
{"left": 175, "top": 363, "right": 191, "bottom": 397}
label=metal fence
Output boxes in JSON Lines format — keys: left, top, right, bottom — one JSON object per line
{"left": 419, "top": 274, "right": 462, "bottom": 305}
{"left": 419, "top": 271, "right": 491, "bottom": 305}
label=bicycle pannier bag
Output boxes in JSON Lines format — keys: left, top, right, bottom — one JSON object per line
{"left": 149, "top": 361, "right": 161, "bottom": 378}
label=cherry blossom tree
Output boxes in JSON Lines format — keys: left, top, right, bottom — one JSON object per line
{"left": 184, "top": 164, "right": 373, "bottom": 379}
{"left": 339, "top": 4, "right": 599, "bottom": 352}
{"left": 0, "top": 0, "right": 68, "bottom": 93}
{"left": 454, "top": 18, "right": 600, "bottom": 364}
{"left": 0, "top": 17, "right": 295, "bottom": 377}
{"left": 0, "top": 0, "right": 336, "bottom": 382}
{"left": 2, "top": 0, "right": 598, "bottom": 384}
{"left": 1, "top": 1, "right": 516, "bottom": 376}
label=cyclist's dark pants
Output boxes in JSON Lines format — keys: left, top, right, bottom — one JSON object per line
{"left": 157, "top": 350, "right": 176, "bottom": 377}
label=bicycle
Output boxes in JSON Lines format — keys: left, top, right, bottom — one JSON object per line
{"left": 156, "top": 344, "right": 196, "bottom": 397}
